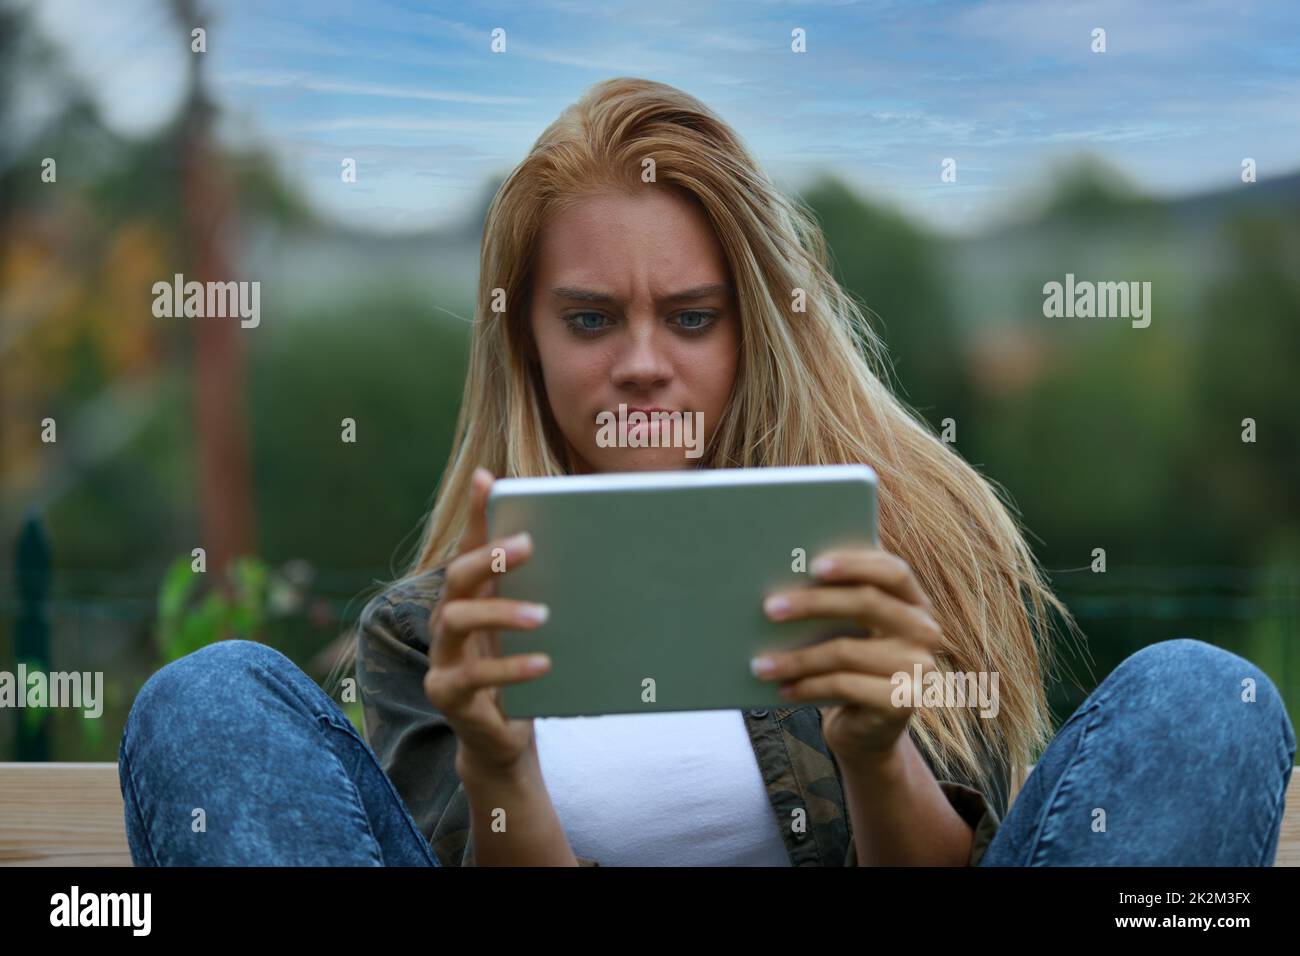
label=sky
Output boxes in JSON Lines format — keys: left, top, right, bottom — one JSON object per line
{"left": 21, "top": 0, "right": 1300, "bottom": 235}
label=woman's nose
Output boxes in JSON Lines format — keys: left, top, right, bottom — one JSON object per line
{"left": 609, "top": 321, "right": 672, "bottom": 390}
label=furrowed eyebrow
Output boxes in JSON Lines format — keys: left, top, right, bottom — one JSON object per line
{"left": 550, "top": 287, "right": 617, "bottom": 304}
{"left": 660, "top": 283, "right": 729, "bottom": 305}
{"left": 549, "top": 283, "right": 730, "bottom": 306}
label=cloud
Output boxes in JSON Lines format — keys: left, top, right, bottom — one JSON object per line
{"left": 215, "top": 71, "right": 531, "bottom": 105}
{"left": 30, "top": 0, "right": 188, "bottom": 137}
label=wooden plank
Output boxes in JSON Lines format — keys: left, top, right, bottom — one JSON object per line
{"left": 0, "top": 763, "right": 132, "bottom": 866}
{"left": 1, "top": 761, "right": 1297, "bottom": 866}
{"left": 1277, "top": 780, "right": 1300, "bottom": 867}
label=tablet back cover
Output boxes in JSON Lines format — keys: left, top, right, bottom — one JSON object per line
{"left": 489, "top": 464, "right": 878, "bottom": 717}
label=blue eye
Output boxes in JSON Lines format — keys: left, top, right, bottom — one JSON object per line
{"left": 564, "top": 312, "right": 611, "bottom": 336}
{"left": 674, "top": 310, "right": 717, "bottom": 335}
{"left": 562, "top": 309, "right": 718, "bottom": 338}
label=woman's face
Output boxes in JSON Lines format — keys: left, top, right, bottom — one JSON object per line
{"left": 527, "top": 187, "right": 740, "bottom": 473}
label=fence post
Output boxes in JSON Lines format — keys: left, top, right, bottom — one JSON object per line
{"left": 14, "top": 510, "right": 51, "bottom": 760}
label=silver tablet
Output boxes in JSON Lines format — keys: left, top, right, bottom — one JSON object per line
{"left": 487, "top": 464, "right": 878, "bottom": 717}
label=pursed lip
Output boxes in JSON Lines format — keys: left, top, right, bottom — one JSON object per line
{"left": 593, "top": 405, "right": 680, "bottom": 422}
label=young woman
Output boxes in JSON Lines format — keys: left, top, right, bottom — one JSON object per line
{"left": 118, "top": 78, "right": 1295, "bottom": 867}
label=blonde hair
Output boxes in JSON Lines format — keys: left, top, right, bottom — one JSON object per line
{"left": 333, "top": 77, "right": 1083, "bottom": 799}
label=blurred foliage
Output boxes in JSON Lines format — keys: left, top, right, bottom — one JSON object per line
{"left": 801, "top": 176, "right": 972, "bottom": 421}
{"left": 156, "top": 554, "right": 271, "bottom": 663}
{"left": 247, "top": 285, "right": 471, "bottom": 573}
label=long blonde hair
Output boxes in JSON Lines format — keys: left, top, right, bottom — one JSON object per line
{"left": 335, "top": 77, "right": 1082, "bottom": 800}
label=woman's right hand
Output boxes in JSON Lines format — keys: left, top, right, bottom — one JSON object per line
{"left": 423, "top": 466, "right": 551, "bottom": 778}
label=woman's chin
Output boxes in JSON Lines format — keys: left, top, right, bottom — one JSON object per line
{"left": 589, "top": 448, "right": 699, "bottom": 473}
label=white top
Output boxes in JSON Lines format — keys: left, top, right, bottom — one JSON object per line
{"left": 533, "top": 708, "right": 792, "bottom": 866}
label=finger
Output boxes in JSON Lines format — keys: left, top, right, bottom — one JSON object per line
{"left": 431, "top": 598, "right": 548, "bottom": 664}
{"left": 809, "top": 548, "right": 932, "bottom": 610}
{"left": 440, "top": 598, "right": 549, "bottom": 637}
{"left": 461, "top": 467, "right": 495, "bottom": 558}
{"left": 777, "top": 672, "right": 897, "bottom": 709}
{"left": 424, "top": 653, "right": 551, "bottom": 710}
{"left": 443, "top": 531, "right": 534, "bottom": 600}
{"left": 764, "top": 585, "right": 943, "bottom": 648}
{"left": 754, "top": 635, "right": 937, "bottom": 683}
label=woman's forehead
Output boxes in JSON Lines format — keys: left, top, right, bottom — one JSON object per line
{"left": 532, "top": 189, "right": 730, "bottom": 287}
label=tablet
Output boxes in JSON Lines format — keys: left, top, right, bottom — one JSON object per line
{"left": 487, "top": 464, "right": 878, "bottom": 717}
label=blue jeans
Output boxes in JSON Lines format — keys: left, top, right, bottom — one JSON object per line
{"left": 118, "top": 637, "right": 1294, "bottom": 866}
{"left": 119, "top": 639, "right": 440, "bottom": 866}
{"left": 980, "top": 638, "right": 1295, "bottom": 865}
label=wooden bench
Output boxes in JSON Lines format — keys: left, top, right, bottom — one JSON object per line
{"left": 2, "top": 762, "right": 1298, "bottom": 865}
{"left": 1, "top": 764, "right": 132, "bottom": 866}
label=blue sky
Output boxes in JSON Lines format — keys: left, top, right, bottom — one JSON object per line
{"left": 24, "top": 0, "right": 1300, "bottom": 234}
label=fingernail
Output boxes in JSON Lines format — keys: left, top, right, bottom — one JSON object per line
{"left": 764, "top": 595, "right": 790, "bottom": 619}
{"left": 526, "top": 654, "right": 550, "bottom": 673}
{"left": 811, "top": 557, "right": 835, "bottom": 577}
{"left": 750, "top": 655, "right": 777, "bottom": 678}
{"left": 506, "top": 531, "right": 532, "bottom": 552}
{"left": 516, "top": 603, "right": 549, "bottom": 625}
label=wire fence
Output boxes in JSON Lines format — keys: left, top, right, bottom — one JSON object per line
{"left": 4, "top": 514, "right": 1297, "bottom": 762}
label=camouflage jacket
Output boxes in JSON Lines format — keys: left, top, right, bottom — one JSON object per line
{"left": 355, "top": 567, "right": 1010, "bottom": 866}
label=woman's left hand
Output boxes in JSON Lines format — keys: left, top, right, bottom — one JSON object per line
{"left": 751, "top": 547, "right": 944, "bottom": 767}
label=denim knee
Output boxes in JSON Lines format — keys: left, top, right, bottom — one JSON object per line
{"left": 1098, "top": 638, "right": 1294, "bottom": 756}
{"left": 122, "top": 639, "right": 303, "bottom": 749}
